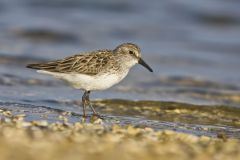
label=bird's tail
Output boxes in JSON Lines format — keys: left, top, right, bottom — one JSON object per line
{"left": 26, "top": 62, "right": 58, "bottom": 72}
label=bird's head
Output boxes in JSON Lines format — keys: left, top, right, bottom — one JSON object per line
{"left": 113, "top": 43, "right": 153, "bottom": 72}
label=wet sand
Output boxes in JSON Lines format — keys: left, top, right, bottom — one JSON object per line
{"left": 0, "top": 110, "right": 240, "bottom": 160}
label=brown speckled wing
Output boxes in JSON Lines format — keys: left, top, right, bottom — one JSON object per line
{"left": 27, "top": 50, "right": 113, "bottom": 75}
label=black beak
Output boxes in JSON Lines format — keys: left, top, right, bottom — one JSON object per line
{"left": 138, "top": 58, "right": 153, "bottom": 72}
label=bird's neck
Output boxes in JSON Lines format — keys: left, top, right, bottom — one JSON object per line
{"left": 115, "top": 54, "right": 138, "bottom": 69}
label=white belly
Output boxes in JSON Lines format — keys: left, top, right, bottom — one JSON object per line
{"left": 38, "top": 70, "right": 129, "bottom": 91}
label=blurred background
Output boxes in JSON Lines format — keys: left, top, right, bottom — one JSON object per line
{"left": 0, "top": 0, "right": 240, "bottom": 108}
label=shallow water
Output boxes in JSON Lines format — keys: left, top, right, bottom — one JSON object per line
{"left": 0, "top": 0, "right": 240, "bottom": 138}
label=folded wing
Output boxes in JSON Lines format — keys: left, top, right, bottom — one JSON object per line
{"left": 27, "top": 50, "right": 112, "bottom": 76}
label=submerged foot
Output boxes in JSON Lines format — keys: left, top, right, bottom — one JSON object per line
{"left": 92, "top": 112, "right": 104, "bottom": 119}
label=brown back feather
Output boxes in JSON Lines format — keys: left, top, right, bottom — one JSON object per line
{"left": 27, "top": 50, "right": 113, "bottom": 76}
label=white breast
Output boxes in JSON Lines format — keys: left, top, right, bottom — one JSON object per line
{"left": 38, "top": 70, "right": 129, "bottom": 91}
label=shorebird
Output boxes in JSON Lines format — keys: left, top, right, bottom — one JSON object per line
{"left": 27, "top": 43, "right": 153, "bottom": 117}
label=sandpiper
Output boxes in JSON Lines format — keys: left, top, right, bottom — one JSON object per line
{"left": 27, "top": 43, "right": 153, "bottom": 117}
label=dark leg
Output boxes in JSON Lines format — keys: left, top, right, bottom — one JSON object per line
{"left": 82, "top": 91, "right": 88, "bottom": 117}
{"left": 85, "top": 91, "right": 99, "bottom": 116}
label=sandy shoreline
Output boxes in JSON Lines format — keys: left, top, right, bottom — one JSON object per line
{"left": 0, "top": 110, "right": 239, "bottom": 160}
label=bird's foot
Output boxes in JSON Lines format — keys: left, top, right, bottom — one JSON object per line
{"left": 92, "top": 112, "right": 104, "bottom": 119}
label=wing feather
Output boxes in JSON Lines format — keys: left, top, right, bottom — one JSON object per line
{"left": 27, "top": 50, "right": 113, "bottom": 76}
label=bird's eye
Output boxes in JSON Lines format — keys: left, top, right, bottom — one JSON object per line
{"left": 129, "top": 51, "right": 134, "bottom": 55}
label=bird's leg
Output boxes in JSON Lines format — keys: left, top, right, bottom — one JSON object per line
{"left": 85, "top": 91, "right": 99, "bottom": 116}
{"left": 82, "top": 91, "right": 88, "bottom": 117}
